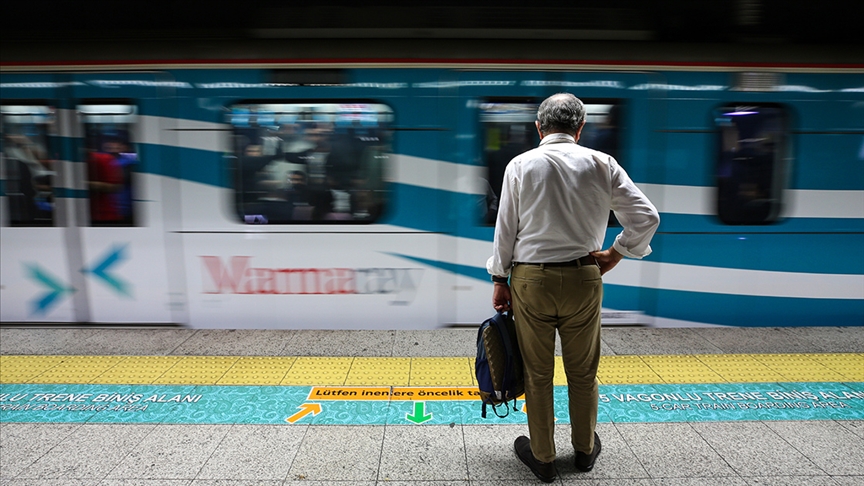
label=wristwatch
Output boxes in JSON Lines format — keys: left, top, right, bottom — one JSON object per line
{"left": 491, "top": 275, "right": 509, "bottom": 284}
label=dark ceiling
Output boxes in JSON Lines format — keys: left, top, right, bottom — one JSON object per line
{"left": 3, "top": 0, "right": 862, "bottom": 45}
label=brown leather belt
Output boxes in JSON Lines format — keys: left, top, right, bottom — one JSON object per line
{"left": 515, "top": 255, "right": 596, "bottom": 268}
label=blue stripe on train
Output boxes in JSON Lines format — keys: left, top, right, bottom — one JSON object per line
{"left": 134, "top": 143, "right": 229, "bottom": 188}
{"left": 31, "top": 136, "right": 860, "bottom": 277}
{"left": 11, "top": 148, "right": 861, "bottom": 244}
{"left": 389, "top": 254, "right": 490, "bottom": 282}
{"left": 650, "top": 232, "right": 864, "bottom": 275}
{"left": 656, "top": 213, "right": 864, "bottom": 234}
{"left": 442, "top": 191, "right": 864, "bottom": 275}
{"left": 388, "top": 252, "right": 864, "bottom": 327}
{"left": 6, "top": 150, "right": 860, "bottom": 277}
{"left": 443, "top": 189, "right": 864, "bottom": 237}
{"left": 639, "top": 287, "right": 864, "bottom": 327}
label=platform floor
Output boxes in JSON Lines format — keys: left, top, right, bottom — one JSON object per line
{"left": 1, "top": 325, "right": 863, "bottom": 485}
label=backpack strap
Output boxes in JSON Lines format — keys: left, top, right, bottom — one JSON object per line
{"left": 494, "top": 312, "right": 519, "bottom": 402}
{"left": 485, "top": 398, "right": 511, "bottom": 419}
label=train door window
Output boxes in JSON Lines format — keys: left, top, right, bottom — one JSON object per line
{"left": 580, "top": 102, "right": 624, "bottom": 226}
{"left": 228, "top": 102, "right": 393, "bottom": 224}
{"left": 480, "top": 101, "right": 539, "bottom": 225}
{"left": 1, "top": 105, "right": 57, "bottom": 226}
{"left": 78, "top": 103, "right": 139, "bottom": 226}
{"left": 715, "top": 104, "right": 789, "bottom": 225}
{"left": 480, "top": 100, "right": 622, "bottom": 225}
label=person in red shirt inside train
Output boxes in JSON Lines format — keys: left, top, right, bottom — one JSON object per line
{"left": 87, "top": 144, "right": 124, "bottom": 224}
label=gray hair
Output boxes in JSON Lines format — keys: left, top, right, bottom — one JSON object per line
{"left": 536, "top": 93, "right": 586, "bottom": 135}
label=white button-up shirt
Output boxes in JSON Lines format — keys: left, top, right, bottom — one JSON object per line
{"left": 487, "top": 133, "right": 660, "bottom": 277}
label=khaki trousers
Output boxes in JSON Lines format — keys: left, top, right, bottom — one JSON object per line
{"left": 510, "top": 262, "right": 602, "bottom": 463}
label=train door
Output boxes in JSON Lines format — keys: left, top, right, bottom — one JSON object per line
{"left": 0, "top": 75, "right": 76, "bottom": 322}
{"left": 452, "top": 70, "right": 665, "bottom": 326}
{"left": 64, "top": 72, "right": 182, "bottom": 324}
{"left": 449, "top": 71, "right": 552, "bottom": 325}
{"left": 559, "top": 71, "right": 666, "bottom": 325}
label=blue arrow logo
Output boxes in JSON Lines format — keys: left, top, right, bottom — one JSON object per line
{"left": 25, "top": 264, "right": 75, "bottom": 315}
{"left": 83, "top": 244, "right": 132, "bottom": 297}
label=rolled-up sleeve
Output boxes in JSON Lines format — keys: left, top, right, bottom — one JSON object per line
{"left": 487, "top": 163, "right": 520, "bottom": 276}
{"left": 610, "top": 159, "right": 660, "bottom": 259}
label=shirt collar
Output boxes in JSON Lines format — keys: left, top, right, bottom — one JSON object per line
{"left": 539, "top": 133, "right": 576, "bottom": 145}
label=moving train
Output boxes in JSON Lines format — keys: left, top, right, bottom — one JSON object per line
{"left": 1, "top": 57, "right": 862, "bottom": 328}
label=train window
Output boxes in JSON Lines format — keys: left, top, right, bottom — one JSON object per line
{"left": 1, "top": 105, "right": 57, "bottom": 226}
{"left": 229, "top": 102, "right": 393, "bottom": 224}
{"left": 480, "top": 100, "right": 623, "bottom": 225}
{"left": 715, "top": 104, "right": 789, "bottom": 225}
{"left": 78, "top": 104, "right": 139, "bottom": 226}
{"left": 480, "top": 102, "right": 539, "bottom": 225}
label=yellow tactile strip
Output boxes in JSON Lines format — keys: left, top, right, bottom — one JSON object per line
{"left": 0, "top": 353, "right": 861, "bottom": 386}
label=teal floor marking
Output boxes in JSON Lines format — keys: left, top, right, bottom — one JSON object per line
{"left": 2, "top": 383, "right": 862, "bottom": 424}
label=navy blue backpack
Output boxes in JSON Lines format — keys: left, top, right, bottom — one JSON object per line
{"left": 475, "top": 311, "right": 525, "bottom": 418}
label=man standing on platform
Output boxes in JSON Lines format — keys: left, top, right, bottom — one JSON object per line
{"left": 487, "top": 93, "right": 659, "bottom": 482}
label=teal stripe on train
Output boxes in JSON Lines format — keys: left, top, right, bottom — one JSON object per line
{"left": 434, "top": 190, "right": 864, "bottom": 275}
{"left": 389, "top": 252, "right": 864, "bottom": 327}
{"left": 648, "top": 288, "right": 864, "bottom": 327}
{"left": 3, "top": 155, "right": 861, "bottom": 277}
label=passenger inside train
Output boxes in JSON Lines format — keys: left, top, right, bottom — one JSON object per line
{"left": 233, "top": 103, "right": 392, "bottom": 224}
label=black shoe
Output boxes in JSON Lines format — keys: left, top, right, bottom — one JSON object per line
{"left": 574, "top": 432, "right": 601, "bottom": 472}
{"left": 514, "top": 435, "right": 556, "bottom": 483}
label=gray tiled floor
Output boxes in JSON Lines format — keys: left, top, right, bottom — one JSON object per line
{"left": 4, "top": 325, "right": 861, "bottom": 357}
{"left": 600, "top": 328, "right": 726, "bottom": 355}
{"left": 3, "top": 421, "right": 863, "bottom": 485}
{"left": 288, "top": 425, "right": 382, "bottom": 481}
{"left": 616, "top": 422, "right": 739, "bottom": 478}
{"left": 1, "top": 326, "right": 862, "bottom": 485}
{"left": 15, "top": 423, "right": 158, "bottom": 480}
{"left": 106, "top": 424, "right": 231, "bottom": 480}
{"left": 689, "top": 421, "right": 822, "bottom": 477}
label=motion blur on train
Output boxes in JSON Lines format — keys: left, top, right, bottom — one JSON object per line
{"left": 1, "top": 58, "right": 862, "bottom": 328}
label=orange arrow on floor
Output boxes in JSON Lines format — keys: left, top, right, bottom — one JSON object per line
{"left": 285, "top": 403, "right": 322, "bottom": 423}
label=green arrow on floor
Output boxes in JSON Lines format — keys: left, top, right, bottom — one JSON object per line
{"left": 406, "top": 401, "right": 432, "bottom": 424}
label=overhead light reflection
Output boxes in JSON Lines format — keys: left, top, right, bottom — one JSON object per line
{"left": 413, "top": 81, "right": 515, "bottom": 88}
{"left": 0, "top": 82, "right": 85, "bottom": 88}
{"left": 630, "top": 83, "right": 726, "bottom": 91}
{"left": 521, "top": 80, "right": 624, "bottom": 89}
{"left": 777, "top": 85, "right": 830, "bottom": 93}
{"left": 197, "top": 82, "right": 406, "bottom": 89}
{"left": 89, "top": 80, "right": 193, "bottom": 88}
